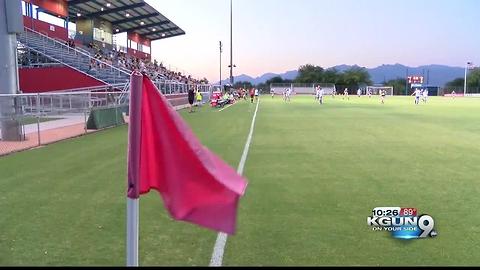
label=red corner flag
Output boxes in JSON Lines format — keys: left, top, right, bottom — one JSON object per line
{"left": 127, "top": 73, "right": 248, "bottom": 235}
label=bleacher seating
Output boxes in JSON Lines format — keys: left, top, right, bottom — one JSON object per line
{"left": 17, "top": 27, "right": 209, "bottom": 87}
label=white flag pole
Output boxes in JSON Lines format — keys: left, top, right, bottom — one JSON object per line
{"left": 127, "top": 72, "right": 144, "bottom": 267}
{"left": 126, "top": 198, "right": 139, "bottom": 266}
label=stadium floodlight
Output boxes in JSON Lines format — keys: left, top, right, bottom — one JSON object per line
{"left": 106, "top": 2, "right": 111, "bottom": 7}
{"left": 229, "top": 0, "right": 234, "bottom": 85}
{"left": 465, "top": 62, "right": 474, "bottom": 95}
{"left": 219, "top": 41, "right": 223, "bottom": 86}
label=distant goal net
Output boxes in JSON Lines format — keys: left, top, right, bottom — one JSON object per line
{"left": 366, "top": 86, "right": 394, "bottom": 96}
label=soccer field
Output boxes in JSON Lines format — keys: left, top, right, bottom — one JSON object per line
{"left": 1, "top": 95, "right": 480, "bottom": 266}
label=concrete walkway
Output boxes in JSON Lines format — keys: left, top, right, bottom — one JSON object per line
{"left": 23, "top": 114, "right": 86, "bottom": 134}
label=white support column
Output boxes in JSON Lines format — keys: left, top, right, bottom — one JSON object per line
{"left": 0, "top": 0, "right": 23, "bottom": 141}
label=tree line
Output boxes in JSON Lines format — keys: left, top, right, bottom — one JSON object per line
{"left": 233, "top": 64, "right": 373, "bottom": 93}
{"left": 232, "top": 64, "right": 480, "bottom": 94}
{"left": 445, "top": 68, "right": 480, "bottom": 88}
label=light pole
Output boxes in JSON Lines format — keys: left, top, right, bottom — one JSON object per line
{"left": 219, "top": 41, "right": 223, "bottom": 86}
{"left": 464, "top": 62, "right": 472, "bottom": 96}
{"left": 405, "top": 68, "right": 409, "bottom": 96}
{"left": 229, "top": 0, "right": 234, "bottom": 85}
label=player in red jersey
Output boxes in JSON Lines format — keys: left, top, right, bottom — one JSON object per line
{"left": 249, "top": 88, "right": 255, "bottom": 103}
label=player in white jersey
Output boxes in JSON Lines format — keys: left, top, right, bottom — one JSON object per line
{"left": 357, "top": 88, "right": 362, "bottom": 97}
{"left": 411, "top": 88, "right": 421, "bottom": 105}
{"left": 285, "top": 88, "right": 292, "bottom": 102}
{"left": 451, "top": 90, "right": 456, "bottom": 99}
{"left": 332, "top": 89, "right": 336, "bottom": 98}
{"left": 422, "top": 89, "right": 429, "bottom": 103}
{"left": 343, "top": 88, "right": 349, "bottom": 100}
{"left": 315, "top": 86, "right": 321, "bottom": 101}
{"left": 318, "top": 87, "right": 324, "bottom": 104}
{"left": 380, "top": 89, "right": 386, "bottom": 104}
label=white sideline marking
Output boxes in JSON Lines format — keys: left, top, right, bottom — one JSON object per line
{"left": 209, "top": 99, "right": 261, "bottom": 267}
{"left": 218, "top": 102, "right": 236, "bottom": 112}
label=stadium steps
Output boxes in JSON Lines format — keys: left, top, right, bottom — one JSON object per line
{"left": 17, "top": 28, "right": 131, "bottom": 86}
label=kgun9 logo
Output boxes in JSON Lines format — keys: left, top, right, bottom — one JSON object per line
{"left": 367, "top": 207, "right": 437, "bottom": 239}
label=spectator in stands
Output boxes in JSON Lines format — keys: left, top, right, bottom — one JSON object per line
{"left": 89, "top": 58, "right": 97, "bottom": 72}
{"left": 83, "top": 44, "right": 209, "bottom": 85}
{"left": 66, "top": 40, "right": 75, "bottom": 48}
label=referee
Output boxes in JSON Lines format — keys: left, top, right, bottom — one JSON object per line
{"left": 188, "top": 86, "right": 195, "bottom": 113}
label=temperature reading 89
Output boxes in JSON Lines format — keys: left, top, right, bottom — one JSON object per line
{"left": 367, "top": 207, "right": 438, "bottom": 240}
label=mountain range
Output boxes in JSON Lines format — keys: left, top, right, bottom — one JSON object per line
{"left": 218, "top": 64, "right": 465, "bottom": 86}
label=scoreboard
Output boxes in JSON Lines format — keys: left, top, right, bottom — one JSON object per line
{"left": 407, "top": 76, "right": 424, "bottom": 84}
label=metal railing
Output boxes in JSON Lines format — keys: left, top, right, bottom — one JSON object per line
{"left": 49, "top": 83, "right": 128, "bottom": 93}
{"left": 0, "top": 91, "right": 129, "bottom": 156}
{"left": 18, "top": 27, "right": 130, "bottom": 85}
{"left": 52, "top": 37, "right": 91, "bottom": 56}
{"left": 154, "top": 80, "right": 211, "bottom": 95}
{"left": 0, "top": 91, "right": 129, "bottom": 117}
{"left": 117, "top": 81, "right": 131, "bottom": 105}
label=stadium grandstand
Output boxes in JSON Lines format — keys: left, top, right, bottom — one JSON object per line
{"left": 18, "top": 0, "right": 210, "bottom": 92}
{"left": 0, "top": 0, "right": 213, "bottom": 154}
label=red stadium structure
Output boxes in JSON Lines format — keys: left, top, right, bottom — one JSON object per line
{"left": 0, "top": 0, "right": 213, "bottom": 151}
{"left": 18, "top": 0, "right": 189, "bottom": 92}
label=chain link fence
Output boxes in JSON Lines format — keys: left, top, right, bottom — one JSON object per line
{"left": 0, "top": 91, "right": 127, "bottom": 156}
{"left": 0, "top": 79, "right": 214, "bottom": 157}
{"left": 438, "top": 86, "right": 480, "bottom": 96}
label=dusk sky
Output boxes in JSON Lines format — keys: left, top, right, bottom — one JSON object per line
{"left": 146, "top": 0, "right": 479, "bottom": 82}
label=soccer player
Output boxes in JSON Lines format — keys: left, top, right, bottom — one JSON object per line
{"left": 249, "top": 88, "right": 255, "bottom": 103}
{"left": 318, "top": 87, "right": 324, "bottom": 104}
{"left": 422, "top": 88, "right": 429, "bottom": 103}
{"left": 411, "top": 88, "right": 421, "bottom": 105}
{"left": 285, "top": 87, "right": 292, "bottom": 102}
{"left": 271, "top": 89, "right": 275, "bottom": 99}
{"left": 343, "top": 88, "right": 349, "bottom": 100}
{"left": 255, "top": 88, "right": 260, "bottom": 102}
{"left": 380, "top": 89, "right": 386, "bottom": 104}
{"left": 332, "top": 88, "right": 337, "bottom": 98}
{"left": 357, "top": 88, "right": 362, "bottom": 98}
{"left": 315, "top": 86, "right": 321, "bottom": 101}
{"left": 451, "top": 90, "right": 456, "bottom": 99}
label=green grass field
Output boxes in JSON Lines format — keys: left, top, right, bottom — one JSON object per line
{"left": 1, "top": 95, "right": 480, "bottom": 266}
